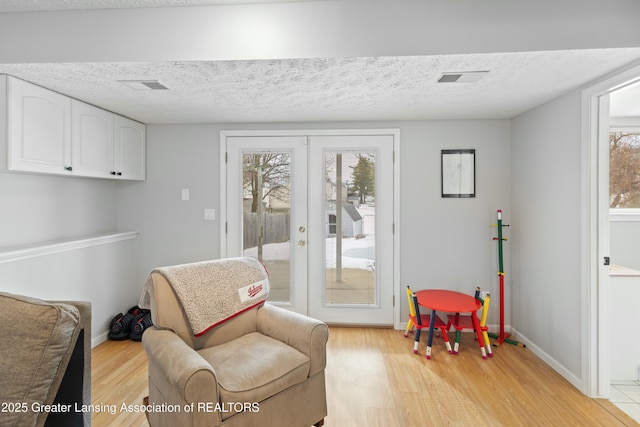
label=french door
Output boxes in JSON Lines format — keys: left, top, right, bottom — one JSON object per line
{"left": 224, "top": 131, "right": 396, "bottom": 325}
{"left": 225, "top": 136, "right": 308, "bottom": 314}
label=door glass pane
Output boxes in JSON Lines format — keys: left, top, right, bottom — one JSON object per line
{"left": 324, "top": 151, "right": 376, "bottom": 305}
{"left": 242, "top": 153, "right": 291, "bottom": 303}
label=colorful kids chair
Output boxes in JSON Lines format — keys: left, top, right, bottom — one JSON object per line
{"left": 446, "top": 287, "right": 492, "bottom": 358}
{"left": 404, "top": 285, "right": 452, "bottom": 355}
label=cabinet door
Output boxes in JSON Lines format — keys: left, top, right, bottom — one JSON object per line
{"left": 72, "top": 100, "right": 115, "bottom": 178}
{"left": 8, "top": 77, "right": 72, "bottom": 174}
{"left": 114, "top": 115, "right": 145, "bottom": 181}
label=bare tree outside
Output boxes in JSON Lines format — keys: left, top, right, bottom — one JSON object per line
{"left": 610, "top": 132, "right": 640, "bottom": 208}
{"left": 242, "top": 153, "right": 291, "bottom": 264}
{"left": 243, "top": 154, "right": 291, "bottom": 212}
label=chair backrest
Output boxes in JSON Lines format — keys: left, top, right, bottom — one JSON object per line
{"left": 145, "top": 258, "right": 270, "bottom": 350}
{"left": 411, "top": 292, "right": 423, "bottom": 326}
{"left": 406, "top": 285, "right": 417, "bottom": 317}
{"left": 473, "top": 286, "right": 491, "bottom": 326}
{"left": 406, "top": 285, "right": 425, "bottom": 324}
{"left": 479, "top": 293, "right": 490, "bottom": 327}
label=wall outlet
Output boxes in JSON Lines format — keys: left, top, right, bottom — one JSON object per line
{"left": 204, "top": 209, "right": 215, "bottom": 221}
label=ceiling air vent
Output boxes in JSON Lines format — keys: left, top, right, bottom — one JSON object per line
{"left": 438, "top": 71, "right": 489, "bottom": 83}
{"left": 118, "top": 80, "right": 170, "bottom": 90}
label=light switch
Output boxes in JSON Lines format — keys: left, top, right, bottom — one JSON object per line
{"left": 181, "top": 189, "right": 190, "bottom": 201}
{"left": 204, "top": 209, "right": 215, "bottom": 220}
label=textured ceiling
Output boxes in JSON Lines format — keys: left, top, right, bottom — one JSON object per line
{"left": 1, "top": 49, "right": 640, "bottom": 124}
{"left": 1, "top": 1, "right": 639, "bottom": 124}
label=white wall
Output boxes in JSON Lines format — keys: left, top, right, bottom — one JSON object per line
{"left": 610, "top": 221, "right": 640, "bottom": 270}
{"left": 398, "top": 120, "right": 511, "bottom": 327}
{"left": 0, "top": 172, "right": 118, "bottom": 247}
{"left": 0, "top": 236, "right": 138, "bottom": 346}
{"left": 117, "top": 119, "right": 511, "bottom": 327}
{"left": 0, "top": 172, "right": 139, "bottom": 346}
{"left": 117, "top": 125, "right": 222, "bottom": 283}
{"left": 511, "top": 90, "right": 584, "bottom": 384}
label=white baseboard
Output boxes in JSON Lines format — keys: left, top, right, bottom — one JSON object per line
{"left": 509, "top": 327, "right": 583, "bottom": 392}
{"left": 92, "top": 330, "right": 109, "bottom": 348}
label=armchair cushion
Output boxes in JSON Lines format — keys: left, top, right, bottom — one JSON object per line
{"left": 198, "top": 332, "right": 309, "bottom": 419}
{"left": 257, "top": 303, "right": 328, "bottom": 376}
{"left": 0, "top": 292, "right": 81, "bottom": 427}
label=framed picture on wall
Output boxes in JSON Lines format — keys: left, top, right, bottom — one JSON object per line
{"left": 441, "top": 149, "right": 475, "bottom": 198}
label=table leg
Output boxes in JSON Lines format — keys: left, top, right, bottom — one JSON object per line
{"left": 426, "top": 309, "right": 436, "bottom": 359}
{"left": 471, "top": 313, "right": 487, "bottom": 360}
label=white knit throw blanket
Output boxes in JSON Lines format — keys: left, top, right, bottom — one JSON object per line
{"left": 140, "top": 257, "right": 269, "bottom": 336}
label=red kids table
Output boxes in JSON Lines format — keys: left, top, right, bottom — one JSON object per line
{"left": 415, "top": 289, "right": 487, "bottom": 360}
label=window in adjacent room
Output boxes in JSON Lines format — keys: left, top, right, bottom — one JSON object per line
{"left": 610, "top": 131, "right": 640, "bottom": 220}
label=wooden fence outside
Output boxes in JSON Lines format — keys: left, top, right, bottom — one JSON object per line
{"left": 243, "top": 212, "right": 290, "bottom": 248}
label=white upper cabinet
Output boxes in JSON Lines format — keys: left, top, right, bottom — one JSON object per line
{"left": 114, "top": 115, "right": 146, "bottom": 181}
{"left": 5, "top": 76, "right": 73, "bottom": 175}
{"left": 1, "top": 75, "right": 145, "bottom": 180}
{"left": 72, "top": 99, "right": 115, "bottom": 178}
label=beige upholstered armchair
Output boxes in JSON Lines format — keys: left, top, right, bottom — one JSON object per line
{"left": 141, "top": 258, "right": 328, "bottom": 427}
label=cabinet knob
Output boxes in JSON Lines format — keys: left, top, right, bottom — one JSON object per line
{"left": 111, "top": 171, "right": 116, "bottom": 175}
{"left": 65, "top": 166, "right": 72, "bottom": 171}
{"left": 117, "top": 172, "right": 122, "bottom": 176}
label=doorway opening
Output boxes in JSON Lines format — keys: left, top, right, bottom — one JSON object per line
{"left": 583, "top": 63, "right": 640, "bottom": 401}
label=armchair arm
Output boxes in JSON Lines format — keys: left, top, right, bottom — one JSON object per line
{"left": 256, "top": 304, "right": 329, "bottom": 376}
{"left": 142, "top": 328, "right": 221, "bottom": 424}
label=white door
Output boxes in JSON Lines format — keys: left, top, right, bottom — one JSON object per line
{"left": 224, "top": 132, "right": 395, "bottom": 325}
{"left": 307, "top": 135, "right": 394, "bottom": 325}
{"left": 226, "top": 136, "right": 309, "bottom": 314}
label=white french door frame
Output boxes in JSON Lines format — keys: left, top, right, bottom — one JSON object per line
{"left": 220, "top": 129, "right": 401, "bottom": 329}
{"left": 224, "top": 135, "right": 309, "bottom": 314}
{"left": 581, "top": 62, "right": 640, "bottom": 398}
{"left": 307, "top": 134, "right": 394, "bottom": 325}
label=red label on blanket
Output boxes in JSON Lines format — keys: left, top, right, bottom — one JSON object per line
{"left": 248, "top": 283, "right": 263, "bottom": 298}
{"left": 238, "top": 279, "right": 269, "bottom": 303}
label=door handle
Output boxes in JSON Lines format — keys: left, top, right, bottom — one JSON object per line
{"left": 296, "top": 240, "right": 306, "bottom": 247}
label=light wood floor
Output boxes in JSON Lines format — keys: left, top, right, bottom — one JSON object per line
{"left": 91, "top": 327, "right": 639, "bottom": 426}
